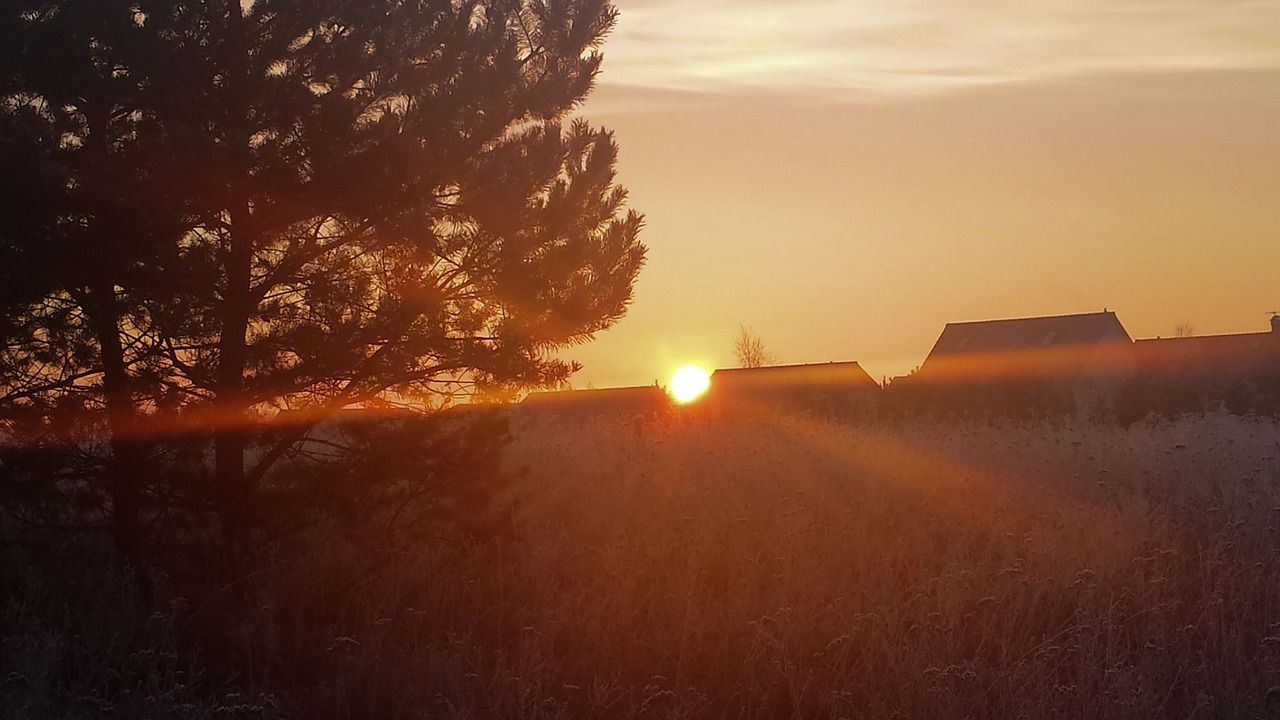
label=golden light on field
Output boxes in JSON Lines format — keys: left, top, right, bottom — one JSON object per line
{"left": 670, "top": 365, "right": 710, "bottom": 403}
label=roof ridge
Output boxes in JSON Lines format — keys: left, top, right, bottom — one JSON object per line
{"left": 1137, "top": 331, "right": 1274, "bottom": 342}
{"left": 713, "top": 361, "right": 863, "bottom": 372}
{"left": 526, "top": 384, "right": 661, "bottom": 395}
{"left": 944, "top": 310, "right": 1116, "bottom": 327}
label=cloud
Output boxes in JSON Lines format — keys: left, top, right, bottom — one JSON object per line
{"left": 599, "top": 0, "right": 1280, "bottom": 100}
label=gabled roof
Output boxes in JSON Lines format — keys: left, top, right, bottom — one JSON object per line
{"left": 710, "top": 361, "right": 879, "bottom": 390}
{"left": 926, "top": 311, "right": 1130, "bottom": 358}
{"left": 919, "top": 311, "right": 1132, "bottom": 382}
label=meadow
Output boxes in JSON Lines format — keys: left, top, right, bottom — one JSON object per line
{"left": 4, "top": 411, "right": 1280, "bottom": 719}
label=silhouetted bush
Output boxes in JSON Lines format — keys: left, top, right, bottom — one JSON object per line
{"left": 1116, "top": 360, "right": 1280, "bottom": 424}
{"left": 883, "top": 375, "right": 1074, "bottom": 422}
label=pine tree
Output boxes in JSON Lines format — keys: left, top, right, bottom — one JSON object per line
{"left": 1, "top": 0, "right": 645, "bottom": 557}
{"left": 0, "top": 2, "right": 192, "bottom": 572}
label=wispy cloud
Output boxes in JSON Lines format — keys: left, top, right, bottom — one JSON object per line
{"left": 600, "top": 0, "right": 1280, "bottom": 99}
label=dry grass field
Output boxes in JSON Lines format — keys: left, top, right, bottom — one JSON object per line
{"left": 5, "top": 412, "right": 1280, "bottom": 718}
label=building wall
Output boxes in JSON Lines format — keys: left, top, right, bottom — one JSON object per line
{"left": 706, "top": 364, "right": 880, "bottom": 421}
{"left": 1072, "top": 319, "right": 1137, "bottom": 419}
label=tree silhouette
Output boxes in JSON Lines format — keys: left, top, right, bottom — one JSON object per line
{"left": 1, "top": 1, "right": 645, "bottom": 557}
{"left": 0, "top": 2, "right": 195, "bottom": 572}
{"left": 734, "top": 325, "right": 777, "bottom": 368}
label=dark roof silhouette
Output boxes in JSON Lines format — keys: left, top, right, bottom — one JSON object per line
{"left": 710, "top": 361, "right": 879, "bottom": 390}
{"left": 1134, "top": 327, "right": 1279, "bottom": 372}
{"left": 919, "top": 311, "right": 1132, "bottom": 382}
{"left": 521, "top": 385, "right": 668, "bottom": 413}
{"left": 926, "top": 311, "right": 1130, "bottom": 358}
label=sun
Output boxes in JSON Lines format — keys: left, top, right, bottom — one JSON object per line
{"left": 670, "top": 365, "right": 711, "bottom": 403}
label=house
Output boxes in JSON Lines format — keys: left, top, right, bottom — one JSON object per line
{"left": 911, "top": 310, "right": 1135, "bottom": 418}
{"left": 1133, "top": 316, "right": 1280, "bottom": 375}
{"left": 518, "top": 384, "right": 671, "bottom": 420}
{"left": 704, "top": 361, "right": 880, "bottom": 420}
{"left": 1123, "top": 316, "right": 1280, "bottom": 417}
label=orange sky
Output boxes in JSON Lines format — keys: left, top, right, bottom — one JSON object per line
{"left": 564, "top": 1, "right": 1280, "bottom": 388}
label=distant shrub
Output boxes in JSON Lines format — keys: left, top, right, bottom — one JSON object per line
{"left": 1116, "top": 364, "right": 1280, "bottom": 424}
{"left": 882, "top": 375, "right": 1074, "bottom": 422}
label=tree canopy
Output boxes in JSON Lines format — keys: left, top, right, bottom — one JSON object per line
{"left": 0, "top": 0, "right": 645, "bottom": 561}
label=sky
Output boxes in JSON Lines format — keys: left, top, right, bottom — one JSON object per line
{"left": 563, "top": 0, "right": 1280, "bottom": 389}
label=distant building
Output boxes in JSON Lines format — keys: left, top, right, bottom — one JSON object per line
{"left": 1133, "top": 316, "right": 1280, "bottom": 375}
{"left": 705, "top": 361, "right": 880, "bottom": 420}
{"left": 1122, "top": 316, "right": 1280, "bottom": 418}
{"left": 519, "top": 384, "right": 670, "bottom": 420}
{"left": 911, "top": 310, "right": 1135, "bottom": 418}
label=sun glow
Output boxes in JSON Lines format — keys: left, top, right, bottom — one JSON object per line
{"left": 670, "top": 365, "right": 711, "bottom": 403}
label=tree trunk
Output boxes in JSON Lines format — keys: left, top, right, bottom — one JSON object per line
{"left": 214, "top": 201, "right": 255, "bottom": 552}
{"left": 80, "top": 283, "right": 150, "bottom": 595}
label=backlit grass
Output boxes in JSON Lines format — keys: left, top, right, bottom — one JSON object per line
{"left": 4, "top": 412, "right": 1279, "bottom": 718}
